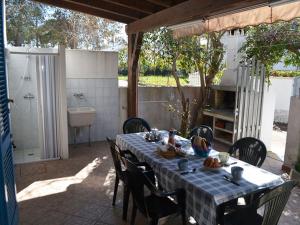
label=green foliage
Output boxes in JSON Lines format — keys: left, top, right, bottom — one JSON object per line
{"left": 240, "top": 19, "right": 300, "bottom": 74}
{"left": 271, "top": 70, "right": 300, "bottom": 77}
{"left": 141, "top": 28, "right": 194, "bottom": 76}
{"left": 213, "top": 70, "right": 225, "bottom": 84}
{"left": 6, "top": 0, "right": 125, "bottom": 49}
{"left": 118, "top": 75, "right": 189, "bottom": 86}
{"left": 6, "top": 0, "right": 45, "bottom": 46}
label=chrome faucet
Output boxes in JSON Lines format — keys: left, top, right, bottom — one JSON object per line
{"left": 23, "top": 93, "right": 35, "bottom": 99}
{"left": 73, "top": 93, "right": 84, "bottom": 99}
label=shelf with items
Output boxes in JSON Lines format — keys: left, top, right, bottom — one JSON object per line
{"left": 215, "top": 126, "right": 233, "bottom": 134}
{"left": 214, "top": 118, "right": 234, "bottom": 134}
{"left": 203, "top": 109, "right": 234, "bottom": 122}
{"left": 214, "top": 130, "right": 233, "bottom": 145}
{"left": 202, "top": 85, "right": 236, "bottom": 145}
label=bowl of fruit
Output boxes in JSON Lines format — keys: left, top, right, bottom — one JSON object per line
{"left": 203, "top": 157, "right": 222, "bottom": 171}
{"left": 191, "top": 136, "right": 211, "bottom": 157}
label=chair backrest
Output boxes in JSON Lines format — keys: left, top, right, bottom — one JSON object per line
{"left": 106, "top": 137, "right": 123, "bottom": 177}
{"left": 123, "top": 117, "right": 151, "bottom": 134}
{"left": 124, "top": 158, "right": 156, "bottom": 216}
{"left": 188, "top": 125, "right": 214, "bottom": 143}
{"left": 228, "top": 137, "right": 267, "bottom": 167}
{"left": 258, "top": 180, "right": 297, "bottom": 225}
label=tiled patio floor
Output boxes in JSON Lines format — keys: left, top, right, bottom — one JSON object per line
{"left": 15, "top": 141, "right": 300, "bottom": 225}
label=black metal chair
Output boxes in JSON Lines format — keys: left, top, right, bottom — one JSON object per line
{"left": 106, "top": 137, "right": 153, "bottom": 221}
{"left": 187, "top": 125, "right": 214, "bottom": 143}
{"left": 124, "top": 158, "right": 186, "bottom": 225}
{"left": 106, "top": 137, "right": 131, "bottom": 221}
{"left": 223, "top": 180, "right": 297, "bottom": 225}
{"left": 123, "top": 117, "right": 151, "bottom": 134}
{"left": 228, "top": 137, "right": 267, "bottom": 167}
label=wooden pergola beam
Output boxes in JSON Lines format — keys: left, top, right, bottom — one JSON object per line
{"left": 34, "top": 0, "right": 135, "bottom": 23}
{"left": 127, "top": 32, "right": 143, "bottom": 117}
{"left": 64, "top": 0, "right": 148, "bottom": 20}
{"left": 101, "top": 0, "right": 164, "bottom": 15}
{"left": 127, "top": 0, "right": 269, "bottom": 33}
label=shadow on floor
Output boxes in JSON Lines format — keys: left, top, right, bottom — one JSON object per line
{"left": 15, "top": 141, "right": 300, "bottom": 225}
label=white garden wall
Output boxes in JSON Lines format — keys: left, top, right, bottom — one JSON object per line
{"left": 119, "top": 86, "right": 201, "bottom": 134}
{"left": 284, "top": 96, "right": 300, "bottom": 169}
{"left": 294, "top": 77, "right": 300, "bottom": 96}
{"left": 269, "top": 77, "right": 295, "bottom": 123}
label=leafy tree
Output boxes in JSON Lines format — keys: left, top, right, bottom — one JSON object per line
{"left": 240, "top": 19, "right": 300, "bottom": 73}
{"left": 141, "top": 28, "right": 225, "bottom": 135}
{"left": 6, "top": 0, "right": 126, "bottom": 49}
{"left": 38, "top": 10, "right": 70, "bottom": 47}
{"left": 6, "top": 0, "right": 46, "bottom": 46}
{"left": 118, "top": 47, "right": 128, "bottom": 75}
{"left": 142, "top": 28, "right": 195, "bottom": 136}
{"left": 182, "top": 32, "right": 224, "bottom": 124}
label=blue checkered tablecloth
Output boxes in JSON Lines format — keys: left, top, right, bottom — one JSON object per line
{"left": 116, "top": 131, "right": 283, "bottom": 225}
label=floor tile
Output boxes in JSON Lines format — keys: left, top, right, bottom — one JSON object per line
{"left": 15, "top": 141, "right": 300, "bottom": 225}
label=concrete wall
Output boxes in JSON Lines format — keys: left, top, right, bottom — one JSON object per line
{"left": 66, "top": 50, "right": 119, "bottom": 143}
{"left": 284, "top": 96, "right": 300, "bottom": 168}
{"left": 119, "top": 86, "right": 201, "bottom": 133}
{"left": 269, "top": 77, "right": 294, "bottom": 123}
{"left": 294, "top": 77, "right": 300, "bottom": 96}
{"left": 220, "top": 31, "right": 246, "bottom": 86}
{"left": 66, "top": 49, "right": 118, "bottom": 79}
{"left": 260, "top": 86, "right": 276, "bottom": 150}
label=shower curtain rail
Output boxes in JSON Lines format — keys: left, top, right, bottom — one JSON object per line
{"left": 9, "top": 51, "right": 59, "bottom": 56}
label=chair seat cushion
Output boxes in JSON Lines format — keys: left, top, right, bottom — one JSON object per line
{"left": 145, "top": 195, "right": 179, "bottom": 218}
{"left": 224, "top": 207, "right": 263, "bottom": 225}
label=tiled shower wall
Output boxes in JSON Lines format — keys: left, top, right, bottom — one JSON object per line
{"left": 7, "top": 53, "right": 42, "bottom": 150}
{"left": 66, "top": 50, "right": 119, "bottom": 144}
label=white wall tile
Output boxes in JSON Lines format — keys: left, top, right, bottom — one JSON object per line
{"left": 95, "top": 79, "right": 103, "bottom": 88}
{"left": 87, "top": 98, "right": 96, "bottom": 106}
{"left": 70, "top": 79, "right": 79, "bottom": 88}
{"left": 66, "top": 79, "right": 71, "bottom": 89}
{"left": 67, "top": 77, "right": 119, "bottom": 144}
{"left": 86, "top": 88, "right": 95, "bottom": 98}
{"left": 95, "top": 88, "right": 103, "bottom": 98}
{"left": 86, "top": 79, "right": 96, "bottom": 89}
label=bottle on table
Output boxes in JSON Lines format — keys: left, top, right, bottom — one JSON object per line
{"left": 168, "top": 129, "right": 176, "bottom": 146}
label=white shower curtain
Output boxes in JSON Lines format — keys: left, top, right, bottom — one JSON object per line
{"left": 37, "top": 55, "right": 59, "bottom": 159}
{"left": 37, "top": 55, "right": 61, "bottom": 159}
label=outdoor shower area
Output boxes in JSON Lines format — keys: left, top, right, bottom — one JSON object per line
{"left": 6, "top": 47, "right": 68, "bottom": 164}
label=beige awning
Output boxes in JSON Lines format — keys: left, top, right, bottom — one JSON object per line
{"left": 171, "top": 1, "right": 300, "bottom": 38}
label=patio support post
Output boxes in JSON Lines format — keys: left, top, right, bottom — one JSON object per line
{"left": 127, "top": 32, "right": 143, "bottom": 117}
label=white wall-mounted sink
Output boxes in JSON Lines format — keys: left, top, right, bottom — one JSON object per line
{"left": 67, "top": 107, "right": 96, "bottom": 127}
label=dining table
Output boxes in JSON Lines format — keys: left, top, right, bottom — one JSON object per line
{"left": 116, "top": 130, "right": 284, "bottom": 225}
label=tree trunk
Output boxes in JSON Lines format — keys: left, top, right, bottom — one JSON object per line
{"left": 191, "top": 63, "right": 207, "bottom": 126}
{"left": 194, "top": 32, "right": 224, "bottom": 125}
{"left": 171, "top": 56, "right": 190, "bottom": 137}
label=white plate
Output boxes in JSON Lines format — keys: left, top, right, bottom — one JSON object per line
{"left": 203, "top": 166, "right": 222, "bottom": 171}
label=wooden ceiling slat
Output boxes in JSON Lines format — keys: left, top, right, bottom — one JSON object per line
{"left": 127, "top": 0, "right": 269, "bottom": 33}
{"left": 64, "top": 0, "right": 148, "bottom": 20}
{"left": 34, "top": 0, "right": 134, "bottom": 23}
{"left": 102, "top": 0, "right": 164, "bottom": 14}
{"left": 145, "top": 0, "right": 172, "bottom": 8}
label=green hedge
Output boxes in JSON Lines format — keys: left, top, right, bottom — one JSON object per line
{"left": 271, "top": 70, "right": 300, "bottom": 77}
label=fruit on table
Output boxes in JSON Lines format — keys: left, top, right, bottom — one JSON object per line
{"left": 204, "top": 157, "right": 221, "bottom": 168}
